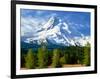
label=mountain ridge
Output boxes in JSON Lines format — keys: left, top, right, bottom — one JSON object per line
{"left": 22, "top": 16, "right": 90, "bottom": 47}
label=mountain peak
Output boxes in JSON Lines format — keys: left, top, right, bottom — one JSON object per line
{"left": 23, "top": 16, "right": 90, "bottom": 47}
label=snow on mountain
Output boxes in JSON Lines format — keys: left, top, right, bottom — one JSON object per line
{"left": 63, "top": 22, "right": 71, "bottom": 34}
{"left": 42, "top": 16, "right": 54, "bottom": 30}
{"left": 74, "top": 36, "right": 90, "bottom": 46}
{"left": 23, "top": 16, "right": 90, "bottom": 46}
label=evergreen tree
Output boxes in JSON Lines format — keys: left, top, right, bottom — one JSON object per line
{"left": 52, "top": 49, "right": 61, "bottom": 68}
{"left": 37, "top": 45, "right": 48, "bottom": 68}
{"left": 60, "top": 54, "right": 66, "bottom": 65}
{"left": 25, "top": 49, "right": 36, "bottom": 69}
{"left": 83, "top": 42, "right": 90, "bottom": 66}
{"left": 77, "top": 47, "right": 84, "bottom": 64}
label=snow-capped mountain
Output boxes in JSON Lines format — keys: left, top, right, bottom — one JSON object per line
{"left": 22, "top": 16, "right": 90, "bottom": 47}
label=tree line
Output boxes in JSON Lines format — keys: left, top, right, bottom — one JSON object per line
{"left": 21, "top": 43, "right": 90, "bottom": 69}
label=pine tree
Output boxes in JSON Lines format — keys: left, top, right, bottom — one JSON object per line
{"left": 25, "top": 49, "right": 36, "bottom": 69}
{"left": 77, "top": 47, "right": 84, "bottom": 64}
{"left": 60, "top": 53, "right": 68, "bottom": 66}
{"left": 52, "top": 49, "right": 61, "bottom": 68}
{"left": 60, "top": 55, "right": 66, "bottom": 65}
{"left": 37, "top": 45, "right": 47, "bottom": 68}
{"left": 83, "top": 42, "right": 90, "bottom": 66}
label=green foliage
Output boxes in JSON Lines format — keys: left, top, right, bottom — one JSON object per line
{"left": 47, "top": 50, "right": 53, "bottom": 65}
{"left": 25, "top": 49, "right": 36, "bottom": 69}
{"left": 85, "top": 42, "right": 90, "bottom": 47}
{"left": 52, "top": 49, "right": 62, "bottom": 68}
{"left": 64, "top": 46, "right": 77, "bottom": 64}
{"left": 82, "top": 42, "right": 90, "bottom": 66}
{"left": 37, "top": 45, "right": 48, "bottom": 68}
{"left": 83, "top": 47, "right": 90, "bottom": 66}
{"left": 21, "top": 42, "right": 91, "bottom": 69}
{"left": 60, "top": 54, "right": 66, "bottom": 65}
{"left": 75, "top": 47, "right": 84, "bottom": 64}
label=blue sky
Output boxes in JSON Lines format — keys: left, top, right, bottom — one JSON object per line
{"left": 20, "top": 9, "right": 90, "bottom": 37}
{"left": 21, "top": 9, "right": 90, "bottom": 24}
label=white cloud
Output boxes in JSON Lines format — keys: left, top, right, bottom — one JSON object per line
{"left": 21, "top": 16, "right": 47, "bottom": 36}
{"left": 36, "top": 11, "right": 44, "bottom": 15}
{"left": 51, "top": 13, "right": 57, "bottom": 17}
